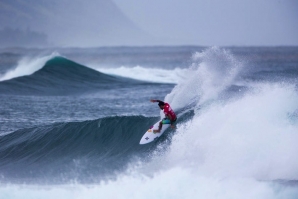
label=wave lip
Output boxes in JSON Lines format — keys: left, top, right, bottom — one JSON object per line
{"left": 0, "top": 52, "right": 59, "bottom": 82}
{"left": 0, "top": 56, "right": 145, "bottom": 95}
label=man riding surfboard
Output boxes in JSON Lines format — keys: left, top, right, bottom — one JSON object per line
{"left": 150, "top": 99, "right": 177, "bottom": 133}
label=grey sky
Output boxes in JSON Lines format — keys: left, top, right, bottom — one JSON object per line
{"left": 113, "top": 0, "right": 298, "bottom": 46}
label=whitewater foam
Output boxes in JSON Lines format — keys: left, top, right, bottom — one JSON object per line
{"left": 0, "top": 52, "right": 60, "bottom": 81}
{"left": 91, "top": 65, "right": 189, "bottom": 84}
{"left": 0, "top": 167, "right": 297, "bottom": 199}
{"left": 165, "top": 83, "right": 298, "bottom": 180}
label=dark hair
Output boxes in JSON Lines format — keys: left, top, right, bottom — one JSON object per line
{"left": 158, "top": 101, "right": 165, "bottom": 106}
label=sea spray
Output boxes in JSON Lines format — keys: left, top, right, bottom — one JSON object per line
{"left": 165, "top": 83, "right": 298, "bottom": 180}
{"left": 165, "top": 47, "right": 242, "bottom": 110}
{"left": 0, "top": 52, "right": 60, "bottom": 81}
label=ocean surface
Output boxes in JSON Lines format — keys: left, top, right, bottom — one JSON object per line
{"left": 0, "top": 46, "right": 298, "bottom": 198}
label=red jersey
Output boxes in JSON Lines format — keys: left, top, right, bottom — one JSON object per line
{"left": 163, "top": 103, "right": 176, "bottom": 120}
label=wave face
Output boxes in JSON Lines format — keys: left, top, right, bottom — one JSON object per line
{"left": 0, "top": 56, "right": 146, "bottom": 95}
{"left": 0, "top": 116, "right": 162, "bottom": 183}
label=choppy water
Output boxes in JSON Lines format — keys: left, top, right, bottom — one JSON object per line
{"left": 0, "top": 46, "right": 298, "bottom": 198}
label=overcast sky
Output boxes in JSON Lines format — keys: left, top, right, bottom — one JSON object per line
{"left": 113, "top": 0, "right": 298, "bottom": 46}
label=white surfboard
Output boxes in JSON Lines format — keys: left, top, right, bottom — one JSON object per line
{"left": 139, "top": 120, "right": 171, "bottom": 145}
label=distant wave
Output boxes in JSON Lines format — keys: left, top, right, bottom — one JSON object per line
{"left": 0, "top": 52, "right": 59, "bottom": 81}
{"left": 92, "top": 65, "right": 188, "bottom": 84}
{"left": 0, "top": 56, "right": 151, "bottom": 95}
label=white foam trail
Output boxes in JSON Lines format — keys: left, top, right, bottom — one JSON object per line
{"left": 92, "top": 65, "right": 189, "bottom": 84}
{"left": 165, "top": 46, "right": 242, "bottom": 110}
{"left": 0, "top": 52, "right": 59, "bottom": 81}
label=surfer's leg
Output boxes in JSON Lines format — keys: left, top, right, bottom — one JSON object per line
{"left": 162, "top": 119, "right": 171, "bottom": 124}
{"left": 154, "top": 119, "right": 171, "bottom": 133}
{"left": 170, "top": 118, "right": 177, "bottom": 128}
{"left": 153, "top": 121, "right": 163, "bottom": 133}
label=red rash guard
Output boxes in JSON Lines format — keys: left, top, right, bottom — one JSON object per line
{"left": 163, "top": 103, "right": 177, "bottom": 120}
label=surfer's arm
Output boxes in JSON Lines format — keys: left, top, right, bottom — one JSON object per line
{"left": 150, "top": 99, "right": 164, "bottom": 103}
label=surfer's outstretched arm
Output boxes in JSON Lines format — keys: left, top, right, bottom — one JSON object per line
{"left": 150, "top": 99, "right": 164, "bottom": 103}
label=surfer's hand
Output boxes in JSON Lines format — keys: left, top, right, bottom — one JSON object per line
{"left": 150, "top": 99, "right": 156, "bottom": 103}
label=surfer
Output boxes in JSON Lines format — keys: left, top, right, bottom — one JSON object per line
{"left": 150, "top": 99, "right": 177, "bottom": 133}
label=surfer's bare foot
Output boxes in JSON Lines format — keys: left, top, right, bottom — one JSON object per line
{"left": 153, "top": 129, "right": 160, "bottom": 133}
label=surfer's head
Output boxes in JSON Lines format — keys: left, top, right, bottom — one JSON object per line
{"left": 158, "top": 101, "right": 165, "bottom": 110}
